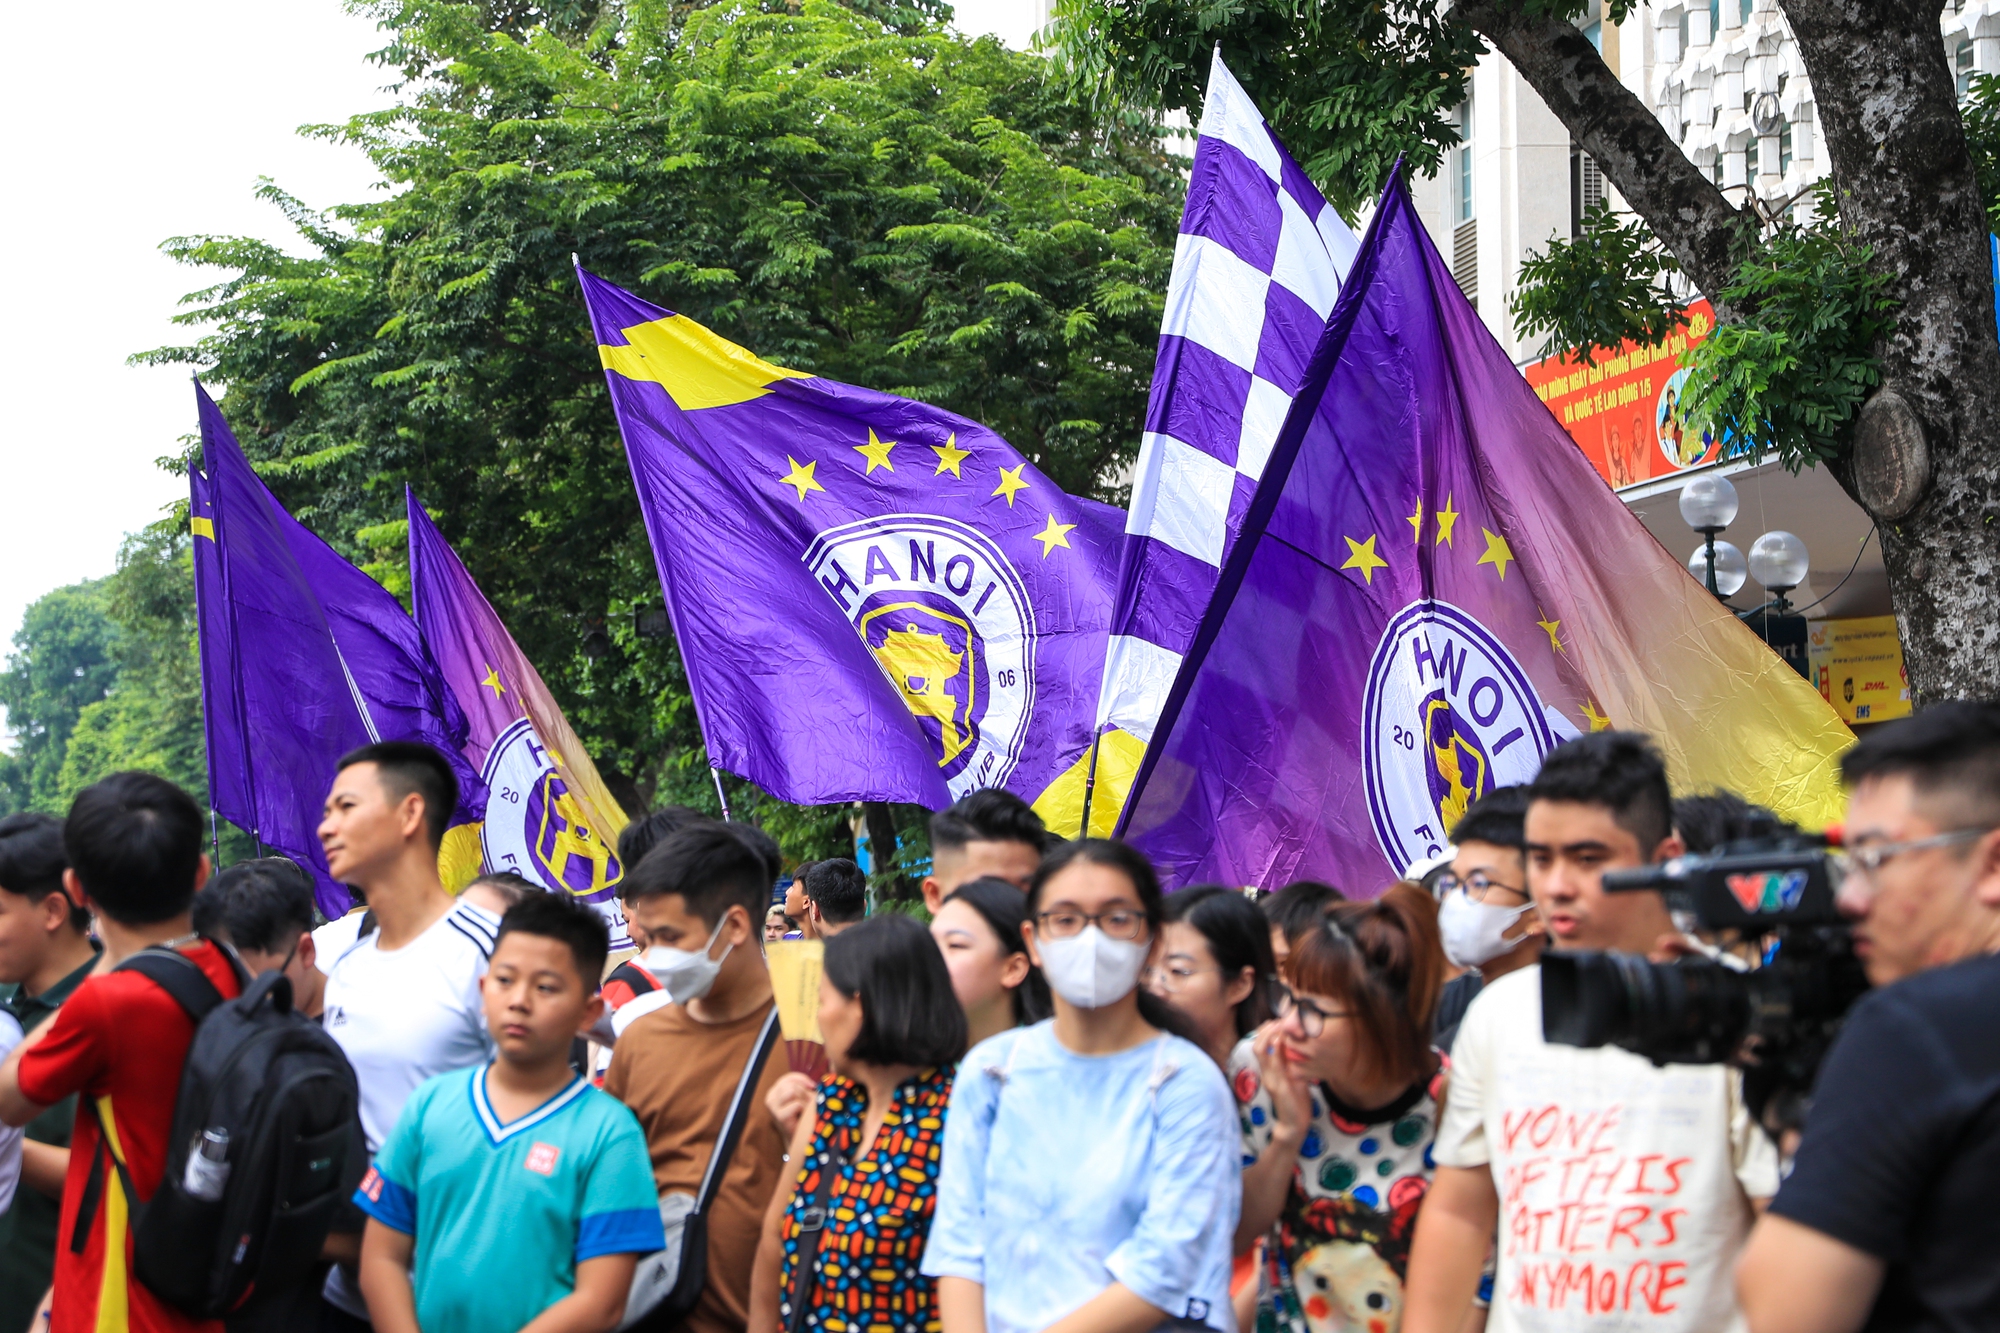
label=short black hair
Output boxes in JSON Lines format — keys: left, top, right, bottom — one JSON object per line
{"left": 0, "top": 813, "right": 86, "bottom": 932}
{"left": 929, "top": 788, "right": 1049, "bottom": 858}
{"left": 822, "top": 914, "right": 966, "bottom": 1067}
{"left": 1261, "top": 880, "right": 1344, "bottom": 943}
{"left": 1451, "top": 785, "right": 1531, "bottom": 851}
{"left": 495, "top": 891, "right": 609, "bottom": 989}
{"left": 1672, "top": 791, "right": 1794, "bottom": 854}
{"left": 616, "top": 806, "right": 710, "bottom": 891}
{"left": 1527, "top": 731, "right": 1673, "bottom": 854}
{"left": 1841, "top": 701, "right": 2000, "bottom": 828}
{"left": 337, "top": 741, "right": 458, "bottom": 850}
{"left": 804, "top": 859, "right": 867, "bottom": 924}
{"left": 1162, "top": 886, "right": 1277, "bottom": 1037}
{"left": 623, "top": 822, "right": 771, "bottom": 930}
{"left": 64, "top": 772, "right": 206, "bottom": 925}
{"left": 729, "top": 823, "right": 784, "bottom": 886}
{"left": 193, "top": 858, "right": 315, "bottom": 954}
{"left": 468, "top": 870, "right": 537, "bottom": 909}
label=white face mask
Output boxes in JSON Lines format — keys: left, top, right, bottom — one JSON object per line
{"left": 1038, "top": 925, "right": 1151, "bottom": 1009}
{"left": 1438, "top": 889, "right": 1535, "bottom": 969}
{"left": 641, "top": 916, "right": 735, "bottom": 1004}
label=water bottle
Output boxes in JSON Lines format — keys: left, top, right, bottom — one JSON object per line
{"left": 182, "top": 1128, "right": 230, "bottom": 1202}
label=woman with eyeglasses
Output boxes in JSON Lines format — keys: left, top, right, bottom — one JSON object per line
{"left": 1148, "top": 886, "right": 1277, "bottom": 1071}
{"left": 930, "top": 876, "right": 1053, "bottom": 1047}
{"left": 924, "top": 839, "right": 1240, "bottom": 1333}
{"left": 1232, "top": 885, "right": 1446, "bottom": 1333}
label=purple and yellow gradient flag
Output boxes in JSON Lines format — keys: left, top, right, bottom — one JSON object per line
{"left": 580, "top": 267, "right": 1123, "bottom": 818}
{"left": 1120, "top": 171, "right": 1852, "bottom": 891}
{"left": 407, "top": 494, "right": 631, "bottom": 944}
{"left": 191, "top": 386, "right": 482, "bottom": 917}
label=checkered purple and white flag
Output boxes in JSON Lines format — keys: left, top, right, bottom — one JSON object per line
{"left": 1097, "top": 52, "right": 1360, "bottom": 747}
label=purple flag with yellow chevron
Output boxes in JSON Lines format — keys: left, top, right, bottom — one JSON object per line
{"left": 1120, "top": 169, "right": 1852, "bottom": 891}
{"left": 580, "top": 268, "right": 1123, "bottom": 813}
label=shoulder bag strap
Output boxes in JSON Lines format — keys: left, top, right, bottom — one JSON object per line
{"left": 783, "top": 1131, "right": 847, "bottom": 1333}
{"left": 694, "top": 1005, "right": 781, "bottom": 1214}
{"left": 116, "top": 947, "right": 229, "bottom": 1025}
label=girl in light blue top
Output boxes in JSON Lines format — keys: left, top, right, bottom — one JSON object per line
{"left": 923, "top": 839, "right": 1242, "bottom": 1333}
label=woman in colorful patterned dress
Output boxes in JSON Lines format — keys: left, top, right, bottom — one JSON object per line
{"left": 748, "top": 914, "right": 967, "bottom": 1333}
{"left": 1232, "top": 885, "right": 1447, "bottom": 1333}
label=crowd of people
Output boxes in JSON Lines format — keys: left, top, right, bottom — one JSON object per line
{"left": 0, "top": 703, "right": 1992, "bottom": 1333}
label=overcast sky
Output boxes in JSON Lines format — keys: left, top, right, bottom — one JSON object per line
{"left": 0, "top": 0, "right": 1041, "bottom": 698}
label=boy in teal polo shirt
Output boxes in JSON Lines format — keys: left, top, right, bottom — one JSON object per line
{"left": 356, "top": 893, "right": 663, "bottom": 1333}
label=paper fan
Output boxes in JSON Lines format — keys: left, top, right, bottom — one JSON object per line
{"left": 765, "top": 939, "right": 827, "bottom": 1075}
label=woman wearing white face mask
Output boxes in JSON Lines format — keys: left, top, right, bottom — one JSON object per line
{"left": 1430, "top": 787, "right": 1543, "bottom": 1052}
{"left": 924, "top": 839, "right": 1241, "bottom": 1333}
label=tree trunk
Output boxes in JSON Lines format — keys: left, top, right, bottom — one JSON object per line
{"left": 1460, "top": 0, "right": 2000, "bottom": 701}
{"left": 1454, "top": 0, "right": 1755, "bottom": 311}
{"left": 863, "top": 799, "right": 907, "bottom": 897}
{"left": 1780, "top": 0, "right": 2000, "bottom": 702}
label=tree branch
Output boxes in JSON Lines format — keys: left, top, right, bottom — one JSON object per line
{"left": 1452, "top": 0, "right": 1754, "bottom": 310}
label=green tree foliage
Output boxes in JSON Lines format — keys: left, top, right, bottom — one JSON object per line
{"left": 1675, "top": 188, "right": 1897, "bottom": 472}
{"left": 136, "top": 0, "right": 1180, "bottom": 873}
{"left": 0, "top": 582, "right": 122, "bottom": 812}
{"left": 1510, "top": 202, "right": 1688, "bottom": 369}
{"left": 0, "top": 520, "right": 211, "bottom": 817}
{"left": 1045, "top": 0, "right": 1481, "bottom": 220}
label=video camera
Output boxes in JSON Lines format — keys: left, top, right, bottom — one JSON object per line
{"left": 1540, "top": 835, "right": 1871, "bottom": 1137}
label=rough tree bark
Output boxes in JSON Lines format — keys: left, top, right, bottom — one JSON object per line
{"left": 1460, "top": 0, "right": 2000, "bottom": 702}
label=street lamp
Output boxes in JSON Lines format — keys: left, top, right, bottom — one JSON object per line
{"left": 1747, "top": 530, "right": 1811, "bottom": 613}
{"left": 1679, "top": 473, "right": 1741, "bottom": 596}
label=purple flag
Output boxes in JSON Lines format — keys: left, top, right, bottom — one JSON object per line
{"left": 580, "top": 268, "right": 1124, "bottom": 814}
{"left": 408, "top": 493, "right": 631, "bottom": 944}
{"left": 192, "top": 386, "right": 482, "bottom": 916}
{"left": 1119, "top": 170, "right": 1851, "bottom": 891}
{"left": 1098, "top": 52, "right": 1358, "bottom": 769}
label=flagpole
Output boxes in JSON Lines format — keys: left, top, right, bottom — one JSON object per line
{"left": 711, "top": 768, "right": 733, "bottom": 822}
{"left": 1077, "top": 731, "right": 1105, "bottom": 839}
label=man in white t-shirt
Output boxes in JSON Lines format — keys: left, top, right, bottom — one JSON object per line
{"left": 1405, "top": 732, "right": 1778, "bottom": 1333}
{"left": 315, "top": 741, "right": 499, "bottom": 1329}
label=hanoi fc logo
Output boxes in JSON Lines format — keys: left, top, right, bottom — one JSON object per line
{"left": 481, "top": 718, "right": 623, "bottom": 904}
{"left": 806, "top": 514, "right": 1036, "bottom": 796}
{"left": 1363, "top": 601, "right": 1564, "bottom": 873}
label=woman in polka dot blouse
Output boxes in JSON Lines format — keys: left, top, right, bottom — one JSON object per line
{"left": 1230, "top": 886, "right": 1447, "bottom": 1333}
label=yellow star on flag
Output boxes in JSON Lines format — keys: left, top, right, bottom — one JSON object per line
{"left": 1406, "top": 499, "right": 1424, "bottom": 544}
{"left": 1434, "top": 495, "right": 1461, "bottom": 547}
{"left": 1476, "top": 528, "right": 1514, "bottom": 580}
{"left": 779, "top": 456, "right": 824, "bottom": 501}
{"left": 1536, "top": 610, "right": 1564, "bottom": 654}
{"left": 853, "top": 429, "right": 896, "bottom": 475}
{"left": 1341, "top": 534, "right": 1389, "bottom": 585}
{"left": 1581, "top": 699, "right": 1613, "bottom": 731}
{"left": 992, "top": 465, "right": 1030, "bottom": 508}
{"left": 932, "top": 433, "right": 971, "bottom": 478}
{"left": 1033, "top": 514, "right": 1076, "bottom": 557}
{"left": 480, "top": 666, "right": 505, "bottom": 698}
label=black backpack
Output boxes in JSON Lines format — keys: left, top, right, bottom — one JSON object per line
{"left": 73, "top": 943, "right": 362, "bottom": 1318}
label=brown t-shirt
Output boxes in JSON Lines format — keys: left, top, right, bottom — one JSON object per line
{"left": 606, "top": 997, "right": 788, "bottom": 1333}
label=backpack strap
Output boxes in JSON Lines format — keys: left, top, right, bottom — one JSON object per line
{"left": 69, "top": 944, "right": 237, "bottom": 1253}
{"left": 694, "top": 1006, "right": 781, "bottom": 1214}
{"left": 115, "top": 944, "right": 236, "bottom": 1023}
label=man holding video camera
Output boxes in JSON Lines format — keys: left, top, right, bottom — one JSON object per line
{"left": 1738, "top": 702, "right": 2000, "bottom": 1333}
{"left": 1406, "top": 732, "right": 1779, "bottom": 1333}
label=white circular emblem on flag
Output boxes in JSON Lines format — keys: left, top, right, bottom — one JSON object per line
{"left": 805, "top": 514, "right": 1036, "bottom": 797}
{"left": 479, "top": 718, "right": 628, "bottom": 948}
{"left": 1362, "top": 600, "right": 1559, "bottom": 874}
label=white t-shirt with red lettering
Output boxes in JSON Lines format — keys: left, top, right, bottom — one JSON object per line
{"left": 1434, "top": 966, "right": 1779, "bottom": 1333}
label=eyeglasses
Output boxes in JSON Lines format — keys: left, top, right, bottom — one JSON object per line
{"left": 1144, "top": 961, "right": 1220, "bottom": 993}
{"left": 1838, "top": 827, "right": 1996, "bottom": 880}
{"left": 1036, "top": 907, "right": 1149, "bottom": 941}
{"left": 1433, "top": 870, "right": 1529, "bottom": 905}
{"left": 1271, "top": 985, "right": 1349, "bottom": 1038}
